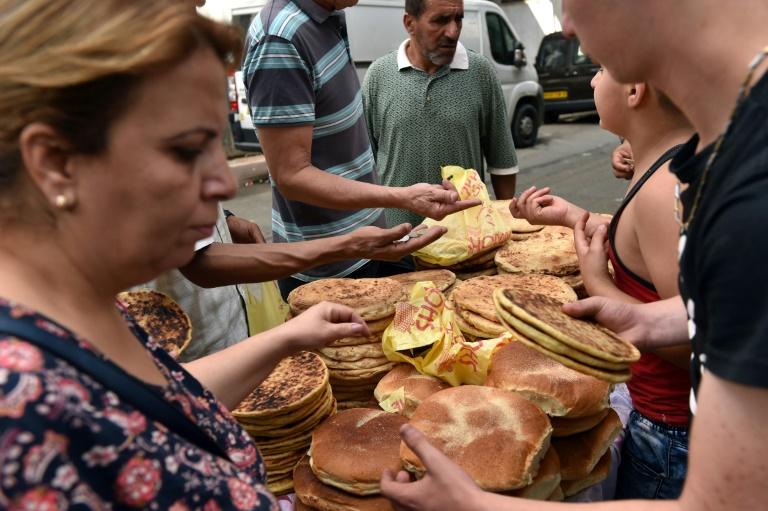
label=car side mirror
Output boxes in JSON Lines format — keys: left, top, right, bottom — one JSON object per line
{"left": 512, "top": 42, "right": 527, "bottom": 67}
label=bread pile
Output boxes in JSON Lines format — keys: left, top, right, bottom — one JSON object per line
{"left": 373, "top": 364, "right": 451, "bottom": 417}
{"left": 232, "top": 352, "right": 334, "bottom": 495}
{"left": 402, "top": 385, "right": 553, "bottom": 493}
{"left": 289, "top": 278, "right": 406, "bottom": 409}
{"left": 493, "top": 287, "right": 640, "bottom": 383}
{"left": 448, "top": 274, "right": 576, "bottom": 340}
{"left": 415, "top": 246, "right": 500, "bottom": 280}
{"left": 486, "top": 341, "right": 622, "bottom": 498}
{"left": 494, "top": 225, "right": 585, "bottom": 296}
{"left": 492, "top": 199, "right": 546, "bottom": 241}
{"left": 117, "top": 290, "right": 192, "bottom": 360}
{"left": 294, "top": 408, "right": 405, "bottom": 510}
{"left": 388, "top": 269, "right": 456, "bottom": 297}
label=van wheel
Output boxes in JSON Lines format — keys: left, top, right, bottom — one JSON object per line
{"left": 512, "top": 103, "right": 539, "bottom": 148}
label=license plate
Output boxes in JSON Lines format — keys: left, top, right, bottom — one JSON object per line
{"left": 544, "top": 90, "right": 569, "bottom": 100}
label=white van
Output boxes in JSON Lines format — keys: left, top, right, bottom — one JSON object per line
{"left": 228, "top": 0, "right": 543, "bottom": 150}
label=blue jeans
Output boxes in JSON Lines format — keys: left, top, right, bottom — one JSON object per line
{"left": 615, "top": 410, "right": 689, "bottom": 500}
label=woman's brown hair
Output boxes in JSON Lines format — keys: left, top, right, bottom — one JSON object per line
{"left": 0, "top": 0, "right": 242, "bottom": 191}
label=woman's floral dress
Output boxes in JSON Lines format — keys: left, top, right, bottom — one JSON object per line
{"left": 0, "top": 298, "right": 279, "bottom": 510}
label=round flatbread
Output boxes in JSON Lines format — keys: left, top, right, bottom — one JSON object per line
{"left": 288, "top": 278, "right": 405, "bottom": 321}
{"left": 388, "top": 269, "right": 456, "bottom": 294}
{"left": 310, "top": 409, "right": 407, "bottom": 495}
{"left": 495, "top": 288, "right": 640, "bottom": 364}
{"left": 550, "top": 409, "right": 610, "bottom": 437}
{"left": 294, "top": 456, "right": 394, "bottom": 511}
{"left": 117, "top": 290, "right": 192, "bottom": 360}
{"left": 495, "top": 225, "right": 579, "bottom": 276}
{"left": 318, "top": 342, "right": 384, "bottom": 362}
{"left": 401, "top": 385, "right": 552, "bottom": 491}
{"left": 327, "top": 332, "right": 384, "bottom": 348}
{"left": 453, "top": 274, "right": 577, "bottom": 325}
{"left": 491, "top": 200, "right": 546, "bottom": 234}
{"left": 233, "top": 351, "right": 329, "bottom": 418}
{"left": 485, "top": 342, "right": 611, "bottom": 418}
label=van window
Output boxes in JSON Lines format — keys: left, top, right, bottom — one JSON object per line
{"left": 537, "top": 38, "right": 568, "bottom": 72}
{"left": 572, "top": 44, "right": 593, "bottom": 66}
{"left": 485, "top": 12, "right": 517, "bottom": 66}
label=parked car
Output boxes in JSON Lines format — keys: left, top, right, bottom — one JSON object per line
{"left": 228, "top": 0, "right": 544, "bottom": 150}
{"left": 535, "top": 31, "right": 600, "bottom": 122}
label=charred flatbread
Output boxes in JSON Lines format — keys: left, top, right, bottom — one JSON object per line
{"left": 495, "top": 288, "right": 640, "bottom": 364}
{"left": 117, "top": 290, "right": 192, "bottom": 360}
{"left": 233, "top": 351, "right": 329, "bottom": 418}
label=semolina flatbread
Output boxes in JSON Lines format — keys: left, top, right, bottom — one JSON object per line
{"left": 455, "top": 267, "right": 498, "bottom": 280}
{"left": 237, "top": 383, "right": 332, "bottom": 428}
{"left": 453, "top": 274, "right": 577, "bottom": 324}
{"left": 388, "top": 270, "right": 456, "bottom": 294}
{"left": 550, "top": 409, "right": 610, "bottom": 437}
{"left": 318, "top": 342, "right": 384, "bottom": 362}
{"left": 117, "top": 290, "right": 192, "bottom": 360}
{"left": 233, "top": 351, "right": 329, "bottom": 418}
{"left": 288, "top": 278, "right": 405, "bottom": 321}
{"left": 495, "top": 288, "right": 640, "bottom": 364}
{"left": 491, "top": 199, "right": 545, "bottom": 234}
{"left": 321, "top": 355, "right": 391, "bottom": 370}
{"left": 560, "top": 450, "right": 612, "bottom": 497}
{"left": 329, "top": 363, "right": 395, "bottom": 381}
{"left": 401, "top": 386, "right": 552, "bottom": 491}
{"left": 495, "top": 304, "right": 629, "bottom": 372}
{"left": 328, "top": 332, "right": 385, "bottom": 348}
{"left": 454, "top": 307, "right": 502, "bottom": 339}
{"left": 494, "top": 225, "right": 579, "bottom": 276}
{"left": 502, "top": 325, "right": 632, "bottom": 383}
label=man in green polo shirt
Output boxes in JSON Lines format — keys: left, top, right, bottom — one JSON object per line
{"left": 362, "top": 0, "right": 519, "bottom": 229}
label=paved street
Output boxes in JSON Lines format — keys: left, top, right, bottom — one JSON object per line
{"left": 223, "top": 115, "right": 626, "bottom": 241}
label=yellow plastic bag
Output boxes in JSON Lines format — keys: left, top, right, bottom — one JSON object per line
{"left": 244, "top": 281, "right": 290, "bottom": 335}
{"left": 413, "top": 166, "right": 512, "bottom": 266}
{"left": 382, "top": 281, "right": 512, "bottom": 386}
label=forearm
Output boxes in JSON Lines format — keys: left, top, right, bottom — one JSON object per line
{"left": 640, "top": 296, "right": 689, "bottom": 350}
{"left": 276, "top": 164, "right": 404, "bottom": 210}
{"left": 183, "top": 323, "right": 296, "bottom": 410}
{"left": 479, "top": 493, "right": 681, "bottom": 511}
{"left": 583, "top": 276, "right": 641, "bottom": 304}
{"left": 491, "top": 174, "right": 517, "bottom": 200}
{"left": 179, "top": 238, "right": 355, "bottom": 287}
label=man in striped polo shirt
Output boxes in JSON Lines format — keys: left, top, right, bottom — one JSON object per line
{"left": 244, "top": 0, "right": 478, "bottom": 298}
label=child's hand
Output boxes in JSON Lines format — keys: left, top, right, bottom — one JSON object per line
{"left": 574, "top": 213, "right": 613, "bottom": 293}
{"left": 509, "top": 186, "right": 571, "bottom": 227}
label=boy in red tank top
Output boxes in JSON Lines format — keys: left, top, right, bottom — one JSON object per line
{"left": 510, "top": 66, "right": 693, "bottom": 499}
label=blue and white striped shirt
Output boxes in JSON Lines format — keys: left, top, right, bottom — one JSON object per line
{"left": 243, "top": 0, "right": 386, "bottom": 281}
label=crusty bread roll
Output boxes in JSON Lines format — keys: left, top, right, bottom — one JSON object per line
{"left": 401, "top": 385, "right": 552, "bottom": 491}
{"left": 310, "top": 409, "right": 406, "bottom": 496}
{"left": 373, "top": 364, "right": 450, "bottom": 418}
{"left": 485, "top": 341, "right": 611, "bottom": 417}
{"left": 553, "top": 408, "right": 622, "bottom": 481}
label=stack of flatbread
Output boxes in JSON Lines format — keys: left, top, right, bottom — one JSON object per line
{"left": 414, "top": 246, "right": 500, "bottom": 280}
{"left": 486, "top": 341, "right": 622, "bottom": 498}
{"left": 493, "top": 288, "right": 640, "bottom": 383}
{"left": 117, "top": 290, "right": 192, "bottom": 360}
{"left": 387, "top": 269, "right": 456, "bottom": 298}
{"left": 232, "top": 352, "right": 334, "bottom": 495}
{"left": 401, "top": 385, "right": 554, "bottom": 495}
{"left": 289, "top": 278, "right": 406, "bottom": 409}
{"left": 294, "top": 408, "right": 404, "bottom": 510}
{"left": 449, "top": 274, "right": 577, "bottom": 340}
{"left": 494, "top": 225, "right": 585, "bottom": 296}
